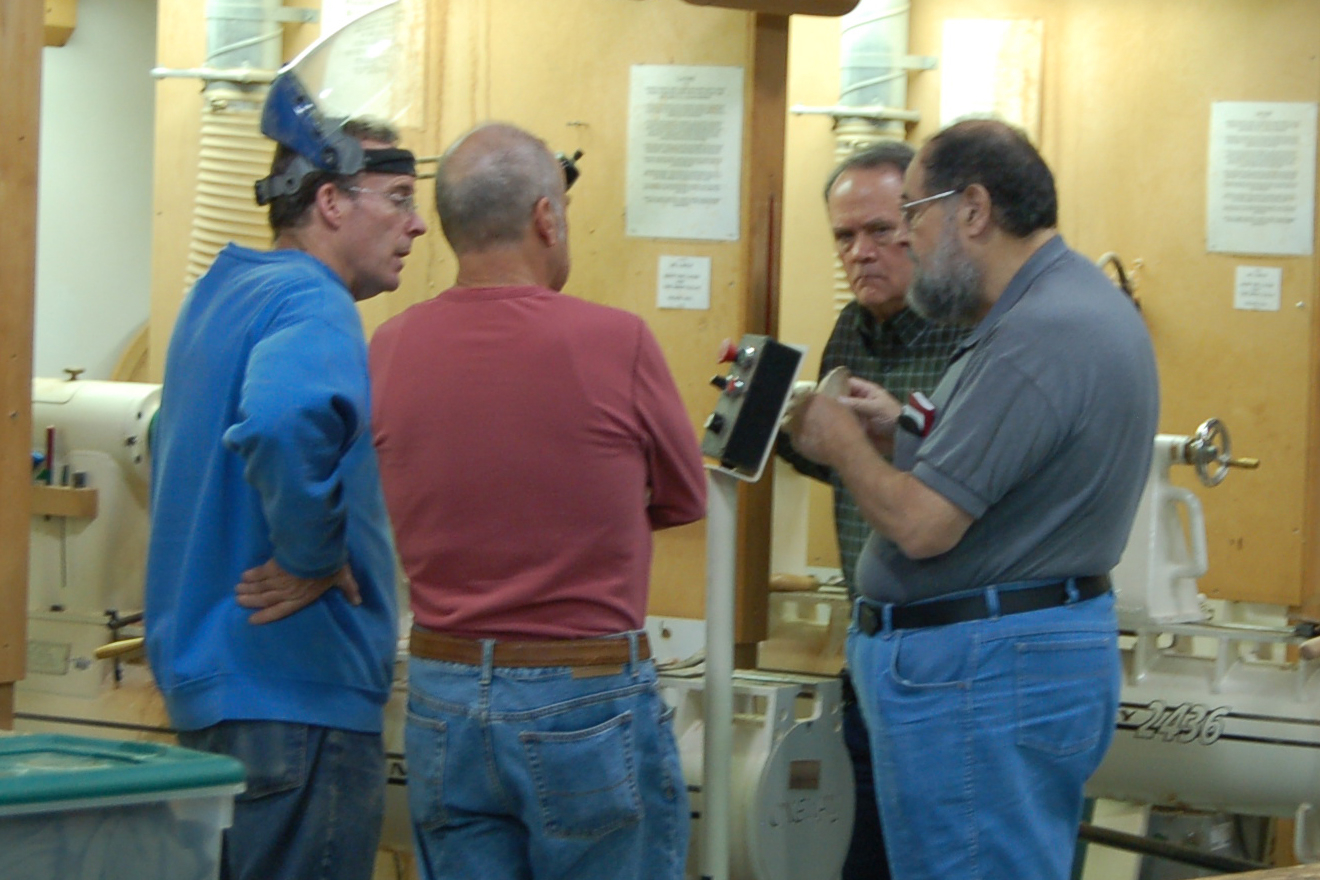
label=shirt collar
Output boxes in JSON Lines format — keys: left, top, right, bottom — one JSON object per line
{"left": 956, "top": 234, "right": 1069, "bottom": 356}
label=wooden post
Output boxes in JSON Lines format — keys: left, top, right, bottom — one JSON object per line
{"left": 733, "top": 12, "right": 789, "bottom": 666}
{"left": 0, "top": 0, "right": 43, "bottom": 729}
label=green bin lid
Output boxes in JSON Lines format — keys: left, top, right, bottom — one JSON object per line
{"left": 0, "top": 734, "right": 245, "bottom": 809}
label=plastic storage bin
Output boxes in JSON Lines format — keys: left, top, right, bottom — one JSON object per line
{"left": 0, "top": 733, "right": 245, "bottom": 880}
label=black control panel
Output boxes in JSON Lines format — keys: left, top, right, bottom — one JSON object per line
{"left": 701, "top": 334, "right": 803, "bottom": 479}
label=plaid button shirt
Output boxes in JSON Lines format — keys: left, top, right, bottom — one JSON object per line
{"left": 779, "top": 301, "right": 968, "bottom": 597}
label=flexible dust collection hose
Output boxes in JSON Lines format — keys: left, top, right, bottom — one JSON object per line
{"left": 184, "top": 89, "right": 275, "bottom": 292}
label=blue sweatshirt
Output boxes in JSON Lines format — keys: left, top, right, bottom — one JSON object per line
{"left": 145, "top": 243, "right": 397, "bottom": 733}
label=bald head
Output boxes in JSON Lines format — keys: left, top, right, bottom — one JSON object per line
{"left": 435, "top": 123, "right": 566, "bottom": 254}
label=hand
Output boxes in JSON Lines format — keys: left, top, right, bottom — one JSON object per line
{"left": 840, "top": 377, "right": 901, "bottom": 442}
{"left": 235, "top": 559, "right": 361, "bottom": 625}
{"left": 783, "top": 392, "right": 865, "bottom": 467}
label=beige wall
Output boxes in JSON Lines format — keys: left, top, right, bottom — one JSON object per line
{"left": 779, "top": 0, "right": 1320, "bottom": 608}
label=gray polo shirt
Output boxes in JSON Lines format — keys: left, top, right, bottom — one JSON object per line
{"left": 857, "top": 235, "right": 1159, "bottom": 605}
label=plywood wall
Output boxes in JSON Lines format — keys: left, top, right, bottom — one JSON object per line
{"left": 1, "top": 0, "right": 44, "bottom": 726}
{"left": 149, "top": 0, "right": 787, "bottom": 628}
{"left": 779, "top": 0, "right": 1320, "bottom": 608}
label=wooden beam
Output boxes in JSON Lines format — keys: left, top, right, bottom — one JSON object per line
{"left": 44, "top": 0, "right": 76, "bottom": 47}
{"left": 734, "top": 12, "right": 790, "bottom": 654}
{"left": 0, "top": 0, "right": 42, "bottom": 691}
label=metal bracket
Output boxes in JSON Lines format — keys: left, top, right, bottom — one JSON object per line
{"left": 896, "top": 54, "right": 938, "bottom": 71}
{"left": 790, "top": 104, "right": 920, "bottom": 124}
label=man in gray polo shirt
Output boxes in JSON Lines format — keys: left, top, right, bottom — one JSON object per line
{"left": 786, "top": 118, "right": 1158, "bottom": 880}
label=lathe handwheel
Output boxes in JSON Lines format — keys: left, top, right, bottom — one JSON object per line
{"left": 1192, "top": 418, "right": 1232, "bottom": 487}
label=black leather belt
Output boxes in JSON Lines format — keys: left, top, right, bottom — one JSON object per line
{"left": 857, "top": 575, "right": 1111, "bottom": 635}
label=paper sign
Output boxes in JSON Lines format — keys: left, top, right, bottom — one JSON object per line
{"left": 1233, "top": 266, "right": 1282, "bottom": 311}
{"left": 1208, "top": 102, "right": 1317, "bottom": 256}
{"left": 657, "top": 256, "right": 712, "bottom": 310}
{"left": 627, "top": 65, "right": 744, "bottom": 241}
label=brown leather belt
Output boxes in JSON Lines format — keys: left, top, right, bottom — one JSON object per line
{"left": 409, "top": 627, "right": 651, "bottom": 668}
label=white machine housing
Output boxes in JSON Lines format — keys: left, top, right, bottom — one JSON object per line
{"left": 1086, "top": 422, "right": 1320, "bottom": 862}
{"left": 662, "top": 671, "right": 854, "bottom": 880}
{"left": 25, "top": 378, "right": 160, "bottom": 698}
{"left": 1110, "top": 434, "right": 1211, "bottom": 625}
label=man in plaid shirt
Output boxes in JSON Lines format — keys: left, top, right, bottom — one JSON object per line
{"left": 779, "top": 141, "right": 966, "bottom": 880}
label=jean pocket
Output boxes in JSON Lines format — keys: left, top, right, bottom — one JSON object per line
{"left": 404, "top": 710, "right": 449, "bottom": 830}
{"left": 1014, "top": 636, "right": 1110, "bottom": 757}
{"left": 521, "top": 711, "right": 642, "bottom": 840}
{"left": 889, "top": 627, "right": 972, "bottom": 689}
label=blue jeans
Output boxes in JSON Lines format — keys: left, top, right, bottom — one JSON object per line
{"left": 177, "top": 721, "right": 385, "bottom": 880}
{"left": 404, "top": 634, "right": 688, "bottom": 880}
{"left": 846, "top": 591, "right": 1119, "bottom": 880}
{"left": 840, "top": 669, "right": 891, "bottom": 880}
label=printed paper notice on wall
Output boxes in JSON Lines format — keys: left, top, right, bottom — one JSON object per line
{"left": 657, "top": 256, "right": 712, "bottom": 310}
{"left": 1233, "top": 266, "right": 1282, "bottom": 312}
{"left": 626, "top": 65, "right": 744, "bottom": 241}
{"left": 1207, "top": 102, "right": 1317, "bottom": 256}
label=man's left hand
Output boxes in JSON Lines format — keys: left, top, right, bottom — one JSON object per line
{"left": 235, "top": 559, "right": 361, "bottom": 625}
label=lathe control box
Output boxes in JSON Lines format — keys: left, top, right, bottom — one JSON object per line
{"left": 701, "top": 334, "right": 803, "bottom": 481}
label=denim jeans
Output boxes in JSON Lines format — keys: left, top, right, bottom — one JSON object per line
{"left": 846, "top": 591, "right": 1119, "bottom": 880}
{"left": 840, "top": 669, "right": 891, "bottom": 880}
{"left": 404, "top": 634, "right": 688, "bottom": 880}
{"left": 177, "top": 720, "right": 385, "bottom": 880}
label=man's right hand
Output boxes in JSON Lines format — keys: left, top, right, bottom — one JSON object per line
{"left": 841, "top": 377, "right": 901, "bottom": 446}
{"left": 235, "top": 559, "right": 362, "bottom": 625}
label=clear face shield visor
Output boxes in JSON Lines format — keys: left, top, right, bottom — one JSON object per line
{"left": 253, "top": 0, "right": 584, "bottom": 205}
{"left": 255, "top": 0, "right": 416, "bottom": 205}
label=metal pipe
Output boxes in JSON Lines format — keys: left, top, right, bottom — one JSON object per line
{"left": 791, "top": 103, "right": 921, "bottom": 123}
{"left": 1078, "top": 822, "right": 1268, "bottom": 874}
{"left": 150, "top": 67, "right": 277, "bottom": 84}
{"left": 701, "top": 468, "right": 738, "bottom": 880}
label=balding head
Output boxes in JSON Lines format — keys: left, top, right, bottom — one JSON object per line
{"left": 435, "top": 123, "right": 566, "bottom": 254}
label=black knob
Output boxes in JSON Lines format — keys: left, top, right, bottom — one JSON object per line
{"left": 705, "top": 413, "right": 726, "bottom": 434}
{"left": 710, "top": 375, "right": 729, "bottom": 391}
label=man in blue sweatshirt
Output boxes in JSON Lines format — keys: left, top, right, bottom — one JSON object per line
{"left": 144, "top": 108, "right": 426, "bottom": 880}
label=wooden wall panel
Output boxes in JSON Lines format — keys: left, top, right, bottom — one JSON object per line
{"left": 1040, "top": 0, "right": 1320, "bottom": 607}
{"left": 148, "top": 0, "right": 204, "bottom": 382}
{"left": 1, "top": 0, "right": 44, "bottom": 723}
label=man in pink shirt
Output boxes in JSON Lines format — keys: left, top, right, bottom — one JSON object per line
{"left": 370, "top": 122, "right": 707, "bottom": 880}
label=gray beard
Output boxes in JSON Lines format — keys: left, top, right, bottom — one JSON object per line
{"left": 906, "top": 223, "right": 983, "bottom": 326}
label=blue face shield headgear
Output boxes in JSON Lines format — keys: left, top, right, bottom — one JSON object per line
{"left": 252, "top": 0, "right": 416, "bottom": 205}
{"left": 254, "top": 71, "right": 416, "bottom": 205}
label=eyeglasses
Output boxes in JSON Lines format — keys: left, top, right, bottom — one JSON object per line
{"left": 899, "top": 189, "right": 960, "bottom": 226}
{"left": 345, "top": 186, "right": 418, "bottom": 215}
